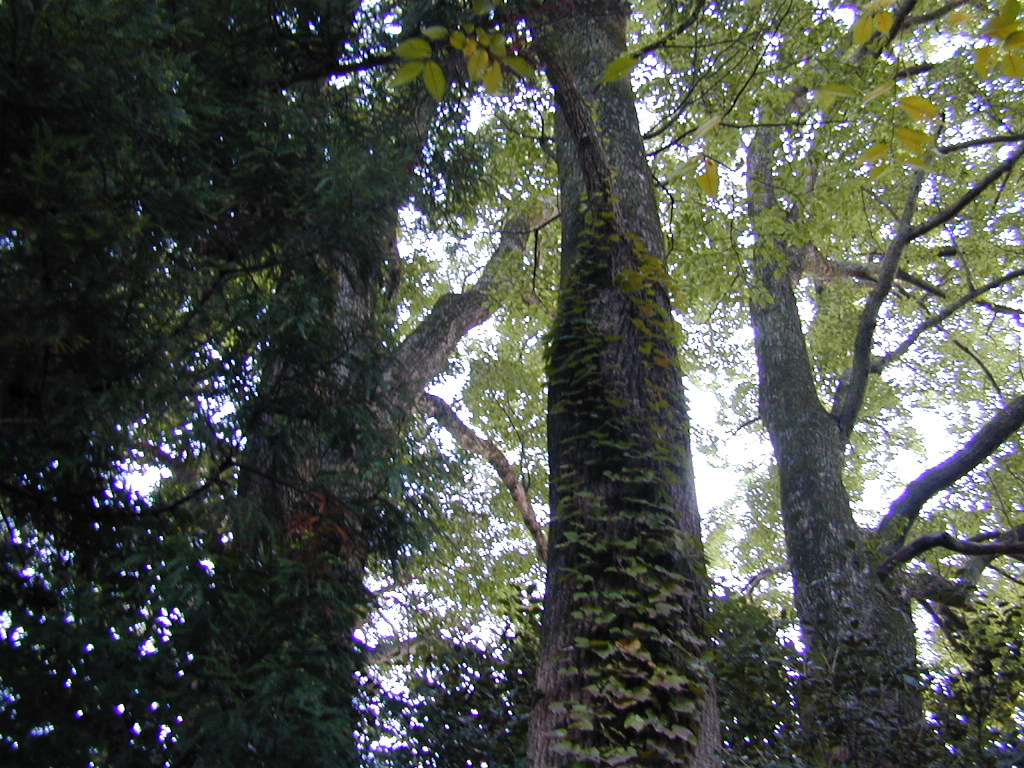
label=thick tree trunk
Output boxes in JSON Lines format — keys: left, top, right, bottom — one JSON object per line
{"left": 747, "top": 130, "right": 928, "bottom": 767}
{"left": 527, "top": 3, "right": 719, "bottom": 766}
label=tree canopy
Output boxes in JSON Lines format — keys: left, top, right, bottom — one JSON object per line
{"left": 2, "top": 0, "right": 1023, "bottom": 766}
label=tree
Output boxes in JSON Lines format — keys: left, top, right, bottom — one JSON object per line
{"left": 5, "top": 0, "right": 1024, "bottom": 766}
{"left": 520, "top": 3, "right": 719, "bottom": 766}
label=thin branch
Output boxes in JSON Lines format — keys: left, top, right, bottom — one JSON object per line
{"left": 875, "top": 395, "right": 1024, "bottom": 555}
{"left": 905, "top": 0, "right": 973, "bottom": 27}
{"left": 419, "top": 393, "right": 548, "bottom": 564}
{"left": 871, "top": 266, "right": 1024, "bottom": 373}
{"left": 939, "top": 133, "right": 1024, "bottom": 155}
{"left": 832, "top": 170, "right": 926, "bottom": 438}
{"left": 386, "top": 205, "right": 555, "bottom": 394}
{"left": 908, "top": 141, "right": 1024, "bottom": 241}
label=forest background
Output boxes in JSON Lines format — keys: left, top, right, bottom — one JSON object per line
{"left": 2, "top": 0, "right": 1024, "bottom": 766}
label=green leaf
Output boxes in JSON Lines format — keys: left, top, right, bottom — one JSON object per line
{"left": 473, "top": 0, "right": 494, "bottom": 14}
{"left": 421, "top": 25, "right": 448, "bottom": 41}
{"left": 391, "top": 60, "right": 424, "bottom": 88}
{"left": 861, "top": 82, "right": 893, "bottom": 104}
{"left": 505, "top": 55, "right": 535, "bottom": 79}
{"left": 601, "top": 55, "right": 639, "bottom": 83}
{"left": 899, "top": 95, "right": 940, "bottom": 119}
{"left": 422, "top": 60, "right": 446, "bottom": 100}
{"left": 467, "top": 48, "right": 490, "bottom": 81}
{"left": 693, "top": 115, "right": 722, "bottom": 140}
{"left": 395, "top": 37, "right": 431, "bottom": 59}
{"left": 818, "top": 83, "right": 858, "bottom": 98}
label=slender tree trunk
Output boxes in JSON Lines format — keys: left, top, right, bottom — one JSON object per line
{"left": 527, "top": 3, "right": 719, "bottom": 766}
{"left": 747, "top": 129, "right": 928, "bottom": 767}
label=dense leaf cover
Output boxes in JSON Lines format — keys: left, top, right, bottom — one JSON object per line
{"left": 2, "top": 0, "right": 1024, "bottom": 766}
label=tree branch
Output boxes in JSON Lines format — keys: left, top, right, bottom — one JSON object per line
{"left": 419, "top": 393, "right": 548, "bottom": 564}
{"left": 877, "top": 527, "right": 1024, "bottom": 578}
{"left": 832, "top": 170, "right": 925, "bottom": 438}
{"left": 908, "top": 141, "right": 1024, "bottom": 241}
{"left": 871, "top": 266, "right": 1024, "bottom": 373}
{"left": 875, "top": 395, "right": 1024, "bottom": 555}
{"left": 385, "top": 205, "right": 554, "bottom": 394}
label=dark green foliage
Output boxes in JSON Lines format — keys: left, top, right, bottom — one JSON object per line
{"left": 929, "top": 599, "right": 1024, "bottom": 768}
{"left": 710, "top": 595, "right": 804, "bottom": 767}
{"left": 363, "top": 597, "right": 538, "bottom": 768}
{"left": 0, "top": 0, "right": 427, "bottom": 764}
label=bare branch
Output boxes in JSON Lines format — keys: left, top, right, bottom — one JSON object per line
{"left": 419, "top": 393, "right": 548, "bottom": 564}
{"left": 939, "top": 133, "right": 1024, "bottom": 155}
{"left": 905, "top": 0, "right": 973, "bottom": 27}
{"left": 877, "top": 528, "right": 1024, "bottom": 578}
{"left": 875, "top": 395, "right": 1024, "bottom": 555}
{"left": 386, "top": 205, "right": 555, "bottom": 394}
{"left": 908, "top": 141, "right": 1024, "bottom": 241}
{"left": 871, "top": 266, "right": 1024, "bottom": 373}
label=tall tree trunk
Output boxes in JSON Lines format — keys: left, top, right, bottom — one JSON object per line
{"left": 527, "top": 3, "right": 719, "bottom": 766}
{"left": 746, "top": 128, "right": 927, "bottom": 767}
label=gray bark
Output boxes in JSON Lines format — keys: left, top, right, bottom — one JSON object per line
{"left": 746, "top": 126, "right": 928, "bottom": 766}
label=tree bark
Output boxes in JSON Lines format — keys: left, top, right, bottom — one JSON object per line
{"left": 746, "top": 127, "right": 928, "bottom": 766}
{"left": 526, "top": 3, "right": 719, "bottom": 766}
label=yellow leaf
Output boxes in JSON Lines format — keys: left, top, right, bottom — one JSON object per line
{"left": 858, "top": 142, "right": 890, "bottom": 165}
{"left": 473, "top": 0, "right": 494, "bottom": 14}
{"left": 874, "top": 10, "right": 895, "bottom": 33}
{"left": 450, "top": 29, "right": 467, "bottom": 50}
{"left": 1002, "top": 51, "right": 1024, "bottom": 77}
{"left": 463, "top": 38, "right": 478, "bottom": 57}
{"left": 853, "top": 14, "right": 874, "bottom": 44}
{"left": 870, "top": 162, "right": 894, "bottom": 181}
{"left": 477, "top": 30, "right": 492, "bottom": 47}
{"left": 816, "top": 91, "right": 836, "bottom": 110}
{"left": 1006, "top": 29, "right": 1024, "bottom": 47}
{"left": 899, "top": 95, "right": 940, "bottom": 120}
{"left": 482, "top": 61, "right": 502, "bottom": 93}
{"left": 818, "top": 83, "right": 858, "bottom": 98}
{"left": 982, "top": 0, "right": 1020, "bottom": 38}
{"left": 861, "top": 82, "right": 893, "bottom": 105}
{"left": 697, "top": 158, "right": 719, "bottom": 197}
{"left": 505, "top": 55, "right": 535, "bottom": 79}
{"left": 601, "top": 55, "right": 639, "bottom": 83}
{"left": 422, "top": 60, "right": 447, "bottom": 100}
{"left": 421, "top": 25, "right": 448, "bottom": 41}
{"left": 488, "top": 37, "right": 507, "bottom": 57}
{"left": 390, "top": 60, "right": 424, "bottom": 88}
{"left": 975, "top": 45, "right": 998, "bottom": 76}
{"left": 895, "top": 127, "right": 933, "bottom": 155}
{"left": 693, "top": 115, "right": 722, "bottom": 140}
{"left": 395, "top": 37, "right": 431, "bottom": 59}
{"left": 616, "top": 638, "right": 642, "bottom": 653}
{"left": 467, "top": 48, "right": 490, "bottom": 80}
{"left": 947, "top": 10, "right": 970, "bottom": 26}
